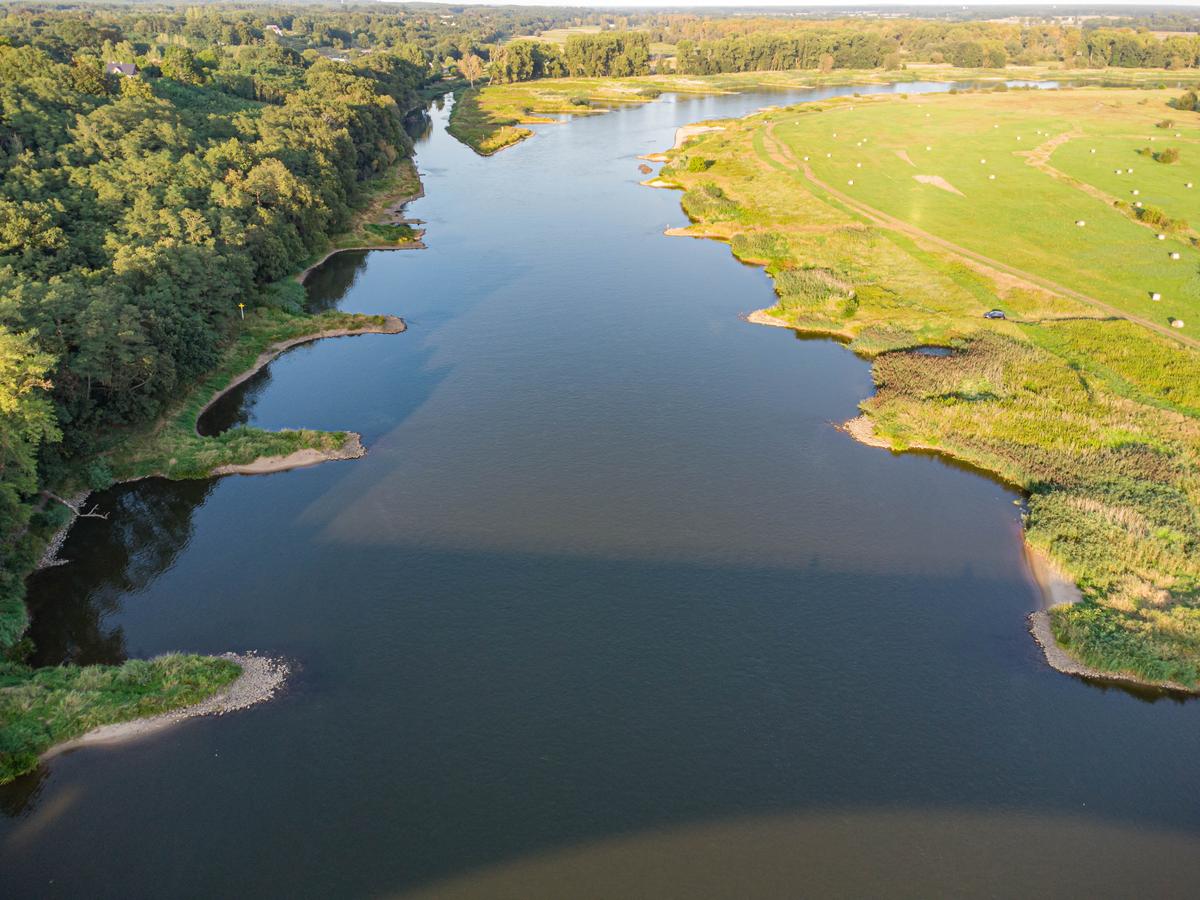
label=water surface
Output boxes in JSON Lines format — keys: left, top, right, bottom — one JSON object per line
{"left": 4, "top": 84, "right": 1200, "bottom": 898}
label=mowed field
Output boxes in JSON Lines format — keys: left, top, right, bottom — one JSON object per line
{"left": 772, "top": 87, "right": 1199, "bottom": 333}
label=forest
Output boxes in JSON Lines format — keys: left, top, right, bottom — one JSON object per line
{"left": 0, "top": 4, "right": 462, "bottom": 655}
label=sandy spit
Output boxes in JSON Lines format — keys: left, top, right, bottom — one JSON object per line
{"left": 673, "top": 123, "right": 724, "bottom": 150}
{"left": 41, "top": 653, "right": 289, "bottom": 761}
{"left": 742, "top": 308, "right": 794, "bottom": 330}
{"left": 1024, "top": 546, "right": 1198, "bottom": 695}
{"left": 211, "top": 432, "right": 366, "bottom": 476}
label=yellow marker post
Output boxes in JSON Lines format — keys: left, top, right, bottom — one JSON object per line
{"left": 238, "top": 302, "right": 245, "bottom": 320}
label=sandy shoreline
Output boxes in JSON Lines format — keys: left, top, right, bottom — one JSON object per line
{"left": 211, "top": 432, "right": 366, "bottom": 476}
{"left": 673, "top": 123, "right": 725, "bottom": 149}
{"left": 40, "top": 653, "right": 289, "bottom": 762}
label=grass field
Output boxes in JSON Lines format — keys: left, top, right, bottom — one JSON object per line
{"left": 771, "top": 87, "right": 1200, "bottom": 330}
{"left": 508, "top": 25, "right": 603, "bottom": 45}
{"left": 658, "top": 86, "right": 1200, "bottom": 689}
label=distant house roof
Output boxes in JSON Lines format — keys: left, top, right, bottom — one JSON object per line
{"left": 105, "top": 62, "right": 137, "bottom": 76}
{"left": 265, "top": 24, "right": 284, "bottom": 35}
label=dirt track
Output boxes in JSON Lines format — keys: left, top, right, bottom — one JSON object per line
{"left": 760, "top": 123, "right": 1200, "bottom": 352}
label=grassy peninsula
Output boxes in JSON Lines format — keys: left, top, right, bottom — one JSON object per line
{"left": 654, "top": 86, "right": 1200, "bottom": 689}
{"left": 0, "top": 654, "right": 240, "bottom": 784}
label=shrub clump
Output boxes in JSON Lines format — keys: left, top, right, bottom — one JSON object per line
{"left": 680, "top": 183, "right": 742, "bottom": 221}
{"left": 773, "top": 267, "right": 858, "bottom": 319}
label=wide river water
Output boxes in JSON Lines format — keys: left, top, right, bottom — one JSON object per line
{"left": 4, "top": 84, "right": 1200, "bottom": 897}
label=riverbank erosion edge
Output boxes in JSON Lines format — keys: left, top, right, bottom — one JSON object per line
{"left": 654, "top": 89, "right": 1200, "bottom": 693}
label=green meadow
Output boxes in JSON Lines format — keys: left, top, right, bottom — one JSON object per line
{"left": 661, "top": 86, "right": 1200, "bottom": 689}
{"left": 775, "top": 88, "right": 1200, "bottom": 329}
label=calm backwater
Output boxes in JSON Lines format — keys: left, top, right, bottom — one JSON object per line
{"left": 4, "top": 85, "right": 1200, "bottom": 897}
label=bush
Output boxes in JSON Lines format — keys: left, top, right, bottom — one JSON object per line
{"left": 569, "top": 96, "right": 590, "bottom": 107}
{"left": 1155, "top": 147, "right": 1181, "bottom": 164}
{"left": 1156, "top": 119, "right": 1174, "bottom": 129}
{"left": 1171, "top": 90, "right": 1198, "bottom": 112}
{"left": 686, "top": 156, "right": 712, "bottom": 173}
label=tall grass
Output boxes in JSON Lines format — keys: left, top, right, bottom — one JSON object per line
{"left": 0, "top": 654, "right": 240, "bottom": 783}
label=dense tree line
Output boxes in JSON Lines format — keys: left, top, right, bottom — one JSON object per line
{"left": 676, "top": 31, "right": 888, "bottom": 75}
{"left": 489, "top": 32, "right": 650, "bottom": 83}
{"left": 0, "top": 8, "right": 438, "bottom": 649}
{"left": 488, "top": 40, "right": 566, "bottom": 84}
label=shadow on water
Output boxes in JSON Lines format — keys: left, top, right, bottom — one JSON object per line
{"left": 194, "top": 366, "right": 275, "bottom": 436}
{"left": 24, "top": 479, "right": 218, "bottom": 668}
{"left": 304, "top": 249, "right": 371, "bottom": 313}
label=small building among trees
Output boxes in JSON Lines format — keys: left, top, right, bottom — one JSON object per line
{"left": 105, "top": 62, "right": 138, "bottom": 77}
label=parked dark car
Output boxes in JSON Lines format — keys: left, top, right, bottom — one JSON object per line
{"left": 983, "top": 309, "right": 1006, "bottom": 320}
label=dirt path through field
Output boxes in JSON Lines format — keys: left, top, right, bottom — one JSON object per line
{"left": 761, "top": 123, "right": 1200, "bottom": 351}
{"left": 1021, "top": 131, "right": 1200, "bottom": 244}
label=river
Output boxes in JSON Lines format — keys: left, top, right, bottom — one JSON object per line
{"left": 3, "top": 84, "right": 1200, "bottom": 897}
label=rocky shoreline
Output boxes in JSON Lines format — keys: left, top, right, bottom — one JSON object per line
{"left": 40, "top": 653, "right": 290, "bottom": 762}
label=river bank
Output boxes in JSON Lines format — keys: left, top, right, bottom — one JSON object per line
{"left": 447, "top": 64, "right": 1200, "bottom": 156}
{"left": 39, "top": 654, "right": 289, "bottom": 763}
{"left": 650, "top": 89, "right": 1200, "bottom": 693}
{"left": 4, "top": 159, "right": 423, "bottom": 784}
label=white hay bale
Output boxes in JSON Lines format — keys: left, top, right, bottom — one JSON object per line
{"left": 1157, "top": 233, "right": 1165, "bottom": 240}
{"left": 1171, "top": 252, "right": 1181, "bottom": 259}
{"left": 1076, "top": 220, "right": 1086, "bottom": 226}
{"left": 989, "top": 174, "right": 996, "bottom": 180}
{"left": 1151, "top": 292, "right": 1162, "bottom": 301}
{"left": 1171, "top": 319, "right": 1184, "bottom": 328}
{"left": 847, "top": 179, "right": 854, "bottom": 185}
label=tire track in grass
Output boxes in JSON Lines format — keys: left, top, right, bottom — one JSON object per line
{"left": 761, "top": 122, "right": 1200, "bottom": 352}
